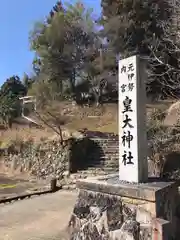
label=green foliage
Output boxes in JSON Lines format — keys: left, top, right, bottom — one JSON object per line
{"left": 0, "top": 75, "right": 27, "bottom": 98}
{"left": 101, "top": 0, "right": 171, "bottom": 53}
{"left": 101, "top": 0, "right": 180, "bottom": 99}
{"left": 22, "top": 73, "right": 34, "bottom": 90}
{"left": 29, "top": 1, "right": 99, "bottom": 101}
{"left": 28, "top": 80, "right": 55, "bottom": 108}
{"left": 3, "top": 0, "right": 180, "bottom": 111}
{"left": 0, "top": 76, "right": 27, "bottom": 126}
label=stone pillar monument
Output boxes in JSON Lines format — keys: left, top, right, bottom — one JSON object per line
{"left": 67, "top": 55, "right": 180, "bottom": 240}
{"left": 118, "top": 55, "right": 148, "bottom": 183}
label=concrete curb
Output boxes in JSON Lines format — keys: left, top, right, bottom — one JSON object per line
{"left": 0, "top": 187, "right": 61, "bottom": 204}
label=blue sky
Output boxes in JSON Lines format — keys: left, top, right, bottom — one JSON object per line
{"left": 0, "top": 0, "right": 101, "bottom": 85}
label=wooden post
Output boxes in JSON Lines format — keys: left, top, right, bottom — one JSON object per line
{"left": 50, "top": 178, "right": 57, "bottom": 192}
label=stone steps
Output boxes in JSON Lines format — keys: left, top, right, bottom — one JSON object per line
{"left": 63, "top": 134, "right": 119, "bottom": 189}
{"left": 85, "top": 137, "right": 119, "bottom": 172}
{"left": 87, "top": 165, "right": 118, "bottom": 170}
{"left": 89, "top": 154, "right": 119, "bottom": 158}
{"left": 93, "top": 144, "right": 119, "bottom": 148}
{"left": 71, "top": 132, "right": 119, "bottom": 176}
{"left": 91, "top": 139, "right": 118, "bottom": 144}
{"left": 77, "top": 167, "right": 117, "bottom": 175}
{"left": 87, "top": 160, "right": 119, "bottom": 167}
{"left": 87, "top": 158, "right": 119, "bottom": 165}
{"left": 92, "top": 151, "right": 118, "bottom": 155}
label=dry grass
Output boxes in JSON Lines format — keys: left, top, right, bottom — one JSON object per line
{"left": 0, "top": 101, "right": 173, "bottom": 144}
{"left": 0, "top": 104, "right": 118, "bottom": 144}
{"left": 0, "top": 127, "right": 53, "bottom": 146}
{"left": 0, "top": 103, "right": 118, "bottom": 144}
{"left": 65, "top": 103, "right": 118, "bottom": 134}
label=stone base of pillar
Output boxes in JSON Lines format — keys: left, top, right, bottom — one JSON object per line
{"left": 67, "top": 174, "right": 180, "bottom": 240}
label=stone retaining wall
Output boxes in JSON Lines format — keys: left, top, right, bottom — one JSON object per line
{"left": 1, "top": 137, "right": 95, "bottom": 179}
{"left": 0, "top": 131, "right": 120, "bottom": 180}
{"left": 1, "top": 139, "right": 71, "bottom": 179}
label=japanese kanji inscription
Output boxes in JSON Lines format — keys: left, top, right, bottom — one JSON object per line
{"left": 119, "top": 55, "right": 148, "bottom": 183}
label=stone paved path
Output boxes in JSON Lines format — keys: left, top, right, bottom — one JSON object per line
{"left": 0, "top": 190, "right": 78, "bottom": 240}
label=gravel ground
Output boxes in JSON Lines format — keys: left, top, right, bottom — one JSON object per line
{"left": 0, "top": 190, "right": 78, "bottom": 240}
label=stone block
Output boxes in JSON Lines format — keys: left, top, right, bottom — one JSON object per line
{"left": 67, "top": 174, "right": 180, "bottom": 239}
{"left": 152, "top": 218, "right": 171, "bottom": 240}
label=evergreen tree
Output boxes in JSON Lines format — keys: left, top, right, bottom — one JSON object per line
{"left": 101, "top": 0, "right": 180, "bottom": 99}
